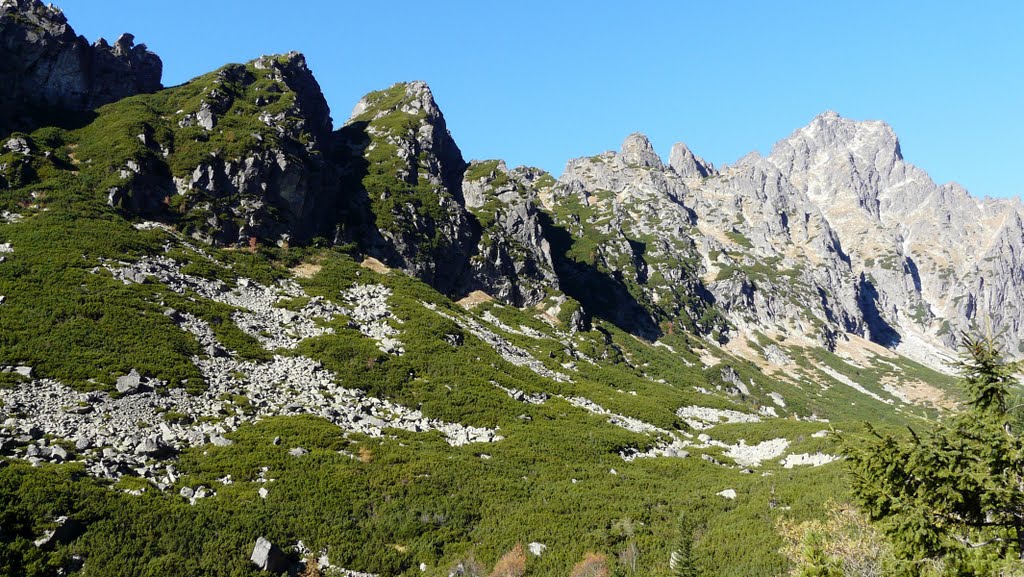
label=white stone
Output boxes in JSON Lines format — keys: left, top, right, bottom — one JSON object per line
{"left": 781, "top": 452, "right": 840, "bottom": 468}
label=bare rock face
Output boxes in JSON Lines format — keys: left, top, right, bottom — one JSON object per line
{"left": 461, "top": 160, "right": 559, "bottom": 306}
{"left": 687, "top": 151, "right": 865, "bottom": 346}
{"left": 669, "top": 142, "right": 714, "bottom": 179}
{"left": 0, "top": 0, "right": 162, "bottom": 134}
{"left": 766, "top": 111, "right": 1024, "bottom": 356}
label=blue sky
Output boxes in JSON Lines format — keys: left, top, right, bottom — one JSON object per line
{"left": 60, "top": 1, "right": 1023, "bottom": 198}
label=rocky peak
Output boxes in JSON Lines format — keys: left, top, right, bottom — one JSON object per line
{"left": 765, "top": 112, "right": 915, "bottom": 229}
{"left": 770, "top": 111, "right": 902, "bottom": 177}
{"left": 104, "top": 51, "right": 338, "bottom": 247}
{"left": 398, "top": 80, "right": 443, "bottom": 120}
{"left": 668, "top": 142, "right": 713, "bottom": 179}
{"left": 252, "top": 52, "right": 332, "bottom": 142}
{"left": 349, "top": 80, "right": 442, "bottom": 124}
{"left": 347, "top": 81, "right": 466, "bottom": 197}
{"left": 620, "top": 133, "right": 663, "bottom": 168}
{"left": 336, "top": 81, "right": 474, "bottom": 293}
{"left": 0, "top": 0, "right": 162, "bottom": 135}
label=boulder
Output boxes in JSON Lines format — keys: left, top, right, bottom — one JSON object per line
{"left": 49, "top": 445, "right": 68, "bottom": 461}
{"left": 210, "top": 435, "right": 233, "bottom": 447}
{"left": 250, "top": 536, "right": 287, "bottom": 572}
{"left": 116, "top": 369, "right": 144, "bottom": 394}
{"left": 3, "top": 136, "right": 29, "bottom": 155}
{"left": 32, "top": 516, "right": 83, "bottom": 549}
{"left": 134, "top": 435, "right": 172, "bottom": 457}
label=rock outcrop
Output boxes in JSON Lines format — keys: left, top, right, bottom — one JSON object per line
{"left": 461, "top": 160, "right": 559, "bottom": 306}
{"left": 0, "top": 0, "right": 162, "bottom": 135}
{"left": 166, "top": 53, "right": 336, "bottom": 246}
{"left": 334, "top": 81, "right": 475, "bottom": 294}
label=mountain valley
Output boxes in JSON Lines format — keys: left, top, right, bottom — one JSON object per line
{"left": 0, "top": 2, "right": 1019, "bottom": 576}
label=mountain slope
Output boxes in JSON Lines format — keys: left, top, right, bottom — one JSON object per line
{"left": 0, "top": 3, "right": 1013, "bottom": 577}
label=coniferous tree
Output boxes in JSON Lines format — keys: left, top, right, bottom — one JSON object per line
{"left": 669, "top": 513, "right": 698, "bottom": 577}
{"left": 846, "top": 334, "right": 1024, "bottom": 573}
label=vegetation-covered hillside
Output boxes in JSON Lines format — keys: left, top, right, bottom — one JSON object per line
{"left": 0, "top": 78, "right": 960, "bottom": 575}
{"left": 1, "top": 2, "right": 1018, "bottom": 577}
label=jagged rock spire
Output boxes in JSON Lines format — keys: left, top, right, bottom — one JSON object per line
{"left": 669, "top": 142, "right": 714, "bottom": 179}
{"left": 621, "top": 133, "right": 663, "bottom": 168}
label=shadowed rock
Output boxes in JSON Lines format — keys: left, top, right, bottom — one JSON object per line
{"left": 0, "top": 0, "right": 162, "bottom": 135}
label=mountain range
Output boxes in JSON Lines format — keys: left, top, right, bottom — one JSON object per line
{"left": 0, "top": 1, "right": 1016, "bottom": 576}
{"left": 6, "top": 0, "right": 1017, "bottom": 366}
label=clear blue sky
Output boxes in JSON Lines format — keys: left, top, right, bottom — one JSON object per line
{"left": 60, "top": 1, "right": 1023, "bottom": 199}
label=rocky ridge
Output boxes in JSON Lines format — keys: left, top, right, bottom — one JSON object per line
{"left": 2, "top": 0, "right": 1018, "bottom": 365}
{"left": 0, "top": 0, "right": 162, "bottom": 135}
{"left": 524, "top": 118, "right": 1024, "bottom": 364}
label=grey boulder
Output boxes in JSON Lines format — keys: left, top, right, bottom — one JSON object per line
{"left": 250, "top": 536, "right": 287, "bottom": 572}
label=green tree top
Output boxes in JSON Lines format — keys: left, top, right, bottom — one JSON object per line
{"left": 846, "top": 335, "right": 1024, "bottom": 574}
